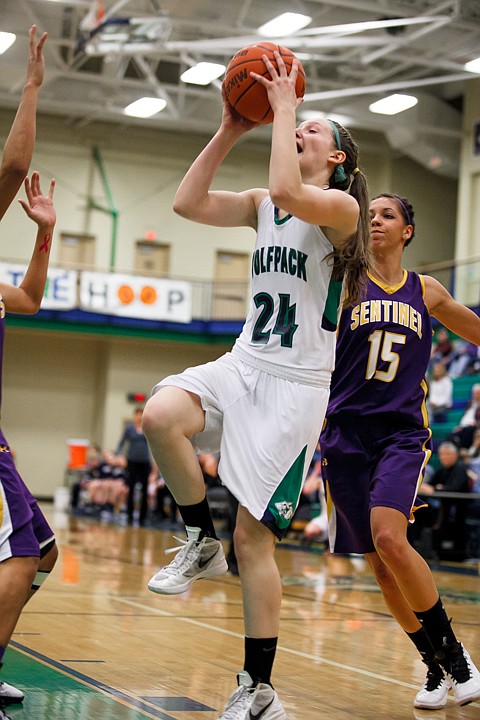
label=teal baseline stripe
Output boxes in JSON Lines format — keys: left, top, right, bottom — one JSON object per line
{"left": 8, "top": 641, "right": 176, "bottom": 720}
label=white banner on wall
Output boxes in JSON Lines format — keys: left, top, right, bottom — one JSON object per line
{"left": 79, "top": 271, "right": 192, "bottom": 323}
{"left": 0, "top": 263, "right": 77, "bottom": 310}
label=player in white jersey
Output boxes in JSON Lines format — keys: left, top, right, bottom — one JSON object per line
{"left": 142, "top": 52, "right": 370, "bottom": 719}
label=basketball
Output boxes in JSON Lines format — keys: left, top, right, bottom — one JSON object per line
{"left": 223, "top": 42, "right": 306, "bottom": 124}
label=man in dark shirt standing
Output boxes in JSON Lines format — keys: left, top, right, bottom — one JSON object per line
{"left": 422, "top": 442, "right": 472, "bottom": 560}
{"left": 116, "top": 408, "right": 152, "bottom": 526}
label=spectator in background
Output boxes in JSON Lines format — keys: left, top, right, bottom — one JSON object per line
{"left": 302, "top": 479, "right": 328, "bottom": 544}
{"left": 149, "top": 463, "right": 178, "bottom": 523}
{"left": 466, "top": 428, "right": 480, "bottom": 463}
{"left": 448, "top": 383, "right": 480, "bottom": 449}
{"left": 70, "top": 442, "right": 101, "bottom": 511}
{"left": 198, "top": 452, "right": 222, "bottom": 489}
{"left": 420, "top": 442, "right": 473, "bottom": 560}
{"left": 427, "top": 363, "right": 452, "bottom": 423}
{"left": 462, "top": 431, "right": 480, "bottom": 524}
{"left": 448, "top": 340, "right": 477, "bottom": 378}
{"left": 292, "top": 441, "right": 323, "bottom": 527}
{"left": 430, "top": 327, "right": 453, "bottom": 369}
{"left": 86, "top": 451, "right": 129, "bottom": 519}
{"left": 116, "top": 407, "right": 152, "bottom": 526}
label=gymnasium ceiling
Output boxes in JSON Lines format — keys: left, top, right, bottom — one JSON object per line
{"left": 1, "top": 0, "right": 480, "bottom": 177}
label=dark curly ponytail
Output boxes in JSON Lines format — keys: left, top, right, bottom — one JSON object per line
{"left": 327, "top": 120, "right": 371, "bottom": 305}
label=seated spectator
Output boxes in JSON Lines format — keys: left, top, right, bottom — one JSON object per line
{"left": 427, "top": 362, "right": 452, "bottom": 423}
{"left": 70, "top": 442, "right": 101, "bottom": 511}
{"left": 448, "top": 383, "right": 480, "bottom": 449}
{"left": 302, "top": 442, "right": 322, "bottom": 500}
{"left": 464, "top": 433, "right": 480, "bottom": 526}
{"left": 149, "top": 462, "right": 178, "bottom": 522}
{"left": 291, "top": 441, "right": 322, "bottom": 527}
{"left": 303, "top": 512, "right": 328, "bottom": 543}
{"left": 302, "top": 480, "right": 328, "bottom": 544}
{"left": 86, "top": 451, "right": 129, "bottom": 517}
{"left": 430, "top": 327, "right": 453, "bottom": 369}
{"left": 448, "top": 340, "right": 477, "bottom": 378}
{"left": 418, "top": 441, "right": 473, "bottom": 560}
{"left": 198, "top": 452, "right": 222, "bottom": 488}
{"left": 466, "top": 427, "right": 480, "bottom": 462}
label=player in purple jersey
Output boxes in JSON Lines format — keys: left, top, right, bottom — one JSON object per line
{"left": 322, "top": 193, "right": 480, "bottom": 711}
{"left": 0, "top": 27, "right": 58, "bottom": 720}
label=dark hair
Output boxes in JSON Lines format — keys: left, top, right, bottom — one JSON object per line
{"left": 327, "top": 120, "right": 371, "bottom": 305}
{"left": 372, "top": 192, "right": 416, "bottom": 246}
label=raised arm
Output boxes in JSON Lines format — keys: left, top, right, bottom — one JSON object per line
{"left": 251, "top": 52, "right": 359, "bottom": 246}
{"left": 173, "top": 95, "right": 265, "bottom": 229}
{"left": 0, "top": 172, "right": 55, "bottom": 314}
{"left": 424, "top": 275, "right": 480, "bottom": 345}
{"left": 0, "top": 26, "right": 47, "bottom": 222}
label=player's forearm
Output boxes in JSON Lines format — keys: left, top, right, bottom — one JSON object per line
{"left": 268, "top": 106, "right": 302, "bottom": 206}
{"left": 2, "top": 83, "right": 40, "bottom": 178}
{"left": 17, "top": 222, "right": 54, "bottom": 312}
{"left": 173, "top": 125, "right": 241, "bottom": 219}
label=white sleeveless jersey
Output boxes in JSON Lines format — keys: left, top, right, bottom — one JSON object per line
{"left": 233, "top": 195, "right": 343, "bottom": 379}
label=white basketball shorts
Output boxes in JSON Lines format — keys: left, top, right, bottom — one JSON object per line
{"left": 153, "top": 352, "right": 329, "bottom": 538}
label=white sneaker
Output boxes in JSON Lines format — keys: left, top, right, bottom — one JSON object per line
{"left": 414, "top": 663, "right": 451, "bottom": 709}
{"left": 0, "top": 681, "right": 24, "bottom": 705}
{"left": 439, "top": 643, "right": 480, "bottom": 706}
{"left": 148, "top": 531, "right": 228, "bottom": 595}
{"left": 217, "top": 671, "right": 287, "bottom": 720}
{"left": 248, "top": 682, "right": 287, "bottom": 720}
{"left": 0, "top": 708, "right": 11, "bottom": 720}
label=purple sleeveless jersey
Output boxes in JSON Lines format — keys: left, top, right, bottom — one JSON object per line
{"left": 321, "top": 271, "right": 433, "bottom": 553}
{"left": 327, "top": 271, "right": 432, "bottom": 426}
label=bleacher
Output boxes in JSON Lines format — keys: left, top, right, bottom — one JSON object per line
{"left": 429, "top": 373, "right": 480, "bottom": 468}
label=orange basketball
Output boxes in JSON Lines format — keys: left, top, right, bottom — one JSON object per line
{"left": 223, "top": 42, "right": 306, "bottom": 124}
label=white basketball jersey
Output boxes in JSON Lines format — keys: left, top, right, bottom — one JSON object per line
{"left": 234, "top": 195, "right": 343, "bottom": 376}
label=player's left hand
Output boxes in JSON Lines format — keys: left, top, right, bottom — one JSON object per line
{"left": 18, "top": 171, "right": 56, "bottom": 229}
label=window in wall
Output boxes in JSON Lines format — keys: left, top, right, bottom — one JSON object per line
{"left": 212, "top": 250, "right": 250, "bottom": 320}
{"left": 58, "top": 233, "right": 96, "bottom": 269}
{"left": 134, "top": 241, "right": 170, "bottom": 277}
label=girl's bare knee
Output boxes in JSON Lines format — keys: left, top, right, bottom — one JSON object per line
{"left": 374, "top": 529, "right": 407, "bottom": 566}
{"left": 142, "top": 395, "right": 172, "bottom": 440}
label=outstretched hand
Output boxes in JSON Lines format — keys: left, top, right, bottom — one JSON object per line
{"left": 18, "top": 172, "right": 56, "bottom": 229}
{"left": 26, "top": 25, "right": 47, "bottom": 88}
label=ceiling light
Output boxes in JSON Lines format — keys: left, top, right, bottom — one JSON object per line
{"left": 258, "top": 12, "right": 312, "bottom": 37}
{"left": 465, "top": 57, "right": 480, "bottom": 74}
{"left": 299, "top": 110, "right": 354, "bottom": 127}
{"left": 180, "top": 62, "right": 226, "bottom": 86}
{"left": 123, "top": 97, "right": 167, "bottom": 118}
{"left": 369, "top": 94, "right": 418, "bottom": 115}
{"left": 0, "top": 32, "right": 16, "bottom": 55}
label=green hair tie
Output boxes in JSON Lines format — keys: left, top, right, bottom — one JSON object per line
{"left": 327, "top": 119, "right": 348, "bottom": 183}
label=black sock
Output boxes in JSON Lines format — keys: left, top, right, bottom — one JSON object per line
{"left": 177, "top": 497, "right": 218, "bottom": 539}
{"left": 414, "top": 597, "right": 457, "bottom": 653}
{"left": 406, "top": 627, "right": 436, "bottom": 665}
{"left": 244, "top": 637, "right": 278, "bottom": 686}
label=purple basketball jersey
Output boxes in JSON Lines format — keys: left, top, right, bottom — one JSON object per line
{"left": 327, "top": 271, "right": 432, "bottom": 426}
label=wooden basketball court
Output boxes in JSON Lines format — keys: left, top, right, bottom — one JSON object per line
{"left": 7, "top": 505, "right": 480, "bottom": 720}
